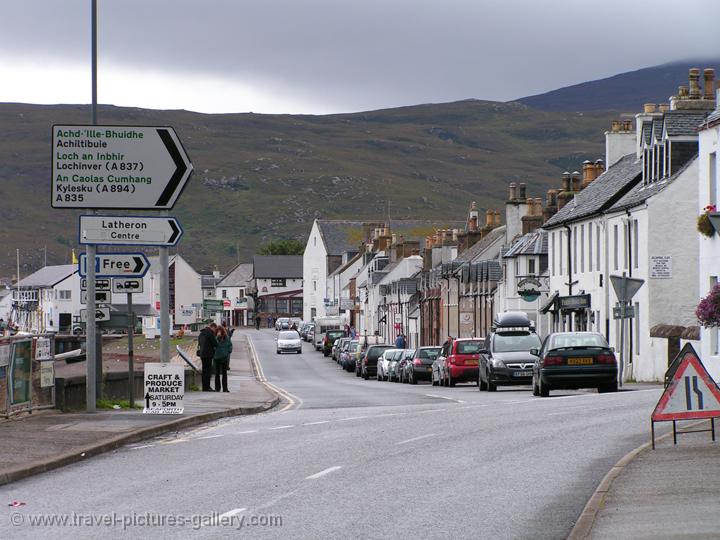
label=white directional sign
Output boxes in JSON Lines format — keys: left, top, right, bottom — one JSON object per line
{"left": 112, "top": 278, "right": 144, "bottom": 294}
{"left": 79, "top": 252, "right": 150, "bottom": 278}
{"left": 144, "top": 363, "right": 184, "bottom": 414}
{"left": 79, "top": 216, "right": 183, "bottom": 246}
{"left": 80, "top": 307, "right": 111, "bottom": 323}
{"left": 51, "top": 125, "right": 193, "bottom": 209}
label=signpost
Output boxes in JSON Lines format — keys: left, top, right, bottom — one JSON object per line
{"left": 112, "top": 278, "right": 143, "bottom": 294}
{"left": 51, "top": 125, "right": 192, "bottom": 209}
{"left": 79, "top": 215, "right": 183, "bottom": 246}
{"left": 79, "top": 252, "right": 150, "bottom": 278}
{"left": 143, "top": 363, "right": 184, "bottom": 414}
{"left": 651, "top": 344, "right": 720, "bottom": 448}
{"left": 609, "top": 273, "right": 645, "bottom": 386}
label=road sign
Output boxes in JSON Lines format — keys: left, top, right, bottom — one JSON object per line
{"left": 79, "top": 252, "right": 150, "bottom": 278}
{"left": 143, "top": 362, "right": 184, "bottom": 414}
{"left": 79, "top": 215, "right": 183, "bottom": 246}
{"left": 610, "top": 274, "right": 644, "bottom": 303}
{"left": 112, "top": 278, "right": 144, "bottom": 294}
{"left": 81, "top": 290, "right": 111, "bottom": 305}
{"left": 613, "top": 305, "right": 635, "bottom": 319}
{"left": 80, "top": 306, "right": 111, "bottom": 322}
{"left": 81, "top": 278, "right": 110, "bottom": 291}
{"left": 394, "top": 313, "right": 402, "bottom": 324}
{"left": 51, "top": 125, "right": 193, "bottom": 209}
{"left": 203, "top": 299, "right": 224, "bottom": 313}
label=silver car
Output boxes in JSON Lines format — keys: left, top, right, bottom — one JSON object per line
{"left": 377, "top": 348, "right": 401, "bottom": 381}
{"left": 276, "top": 330, "right": 302, "bottom": 354}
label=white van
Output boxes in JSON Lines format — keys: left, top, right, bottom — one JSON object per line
{"left": 313, "top": 316, "right": 342, "bottom": 350}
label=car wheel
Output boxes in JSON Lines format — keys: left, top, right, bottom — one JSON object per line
{"left": 539, "top": 377, "right": 550, "bottom": 397}
{"left": 276, "top": 350, "right": 280, "bottom": 355}
{"left": 362, "top": 369, "right": 369, "bottom": 380}
{"left": 487, "top": 378, "right": 497, "bottom": 392}
{"left": 410, "top": 372, "right": 417, "bottom": 385}
{"left": 297, "top": 350, "right": 302, "bottom": 354}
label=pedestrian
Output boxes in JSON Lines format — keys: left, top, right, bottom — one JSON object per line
{"left": 255, "top": 314, "right": 261, "bottom": 330}
{"left": 395, "top": 333, "right": 406, "bottom": 349}
{"left": 290, "top": 321, "right": 298, "bottom": 331}
{"left": 349, "top": 326, "right": 357, "bottom": 339}
{"left": 344, "top": 323, "right": 350, "bottom": 337}
{"left": 197, "top": 322, "right": 218, "bottom": 391}
{"left": 267, "top": 315, "right": 273, "bottom": 328}
{"left": 213, "top": 325, "right": 232, "bottom": 393}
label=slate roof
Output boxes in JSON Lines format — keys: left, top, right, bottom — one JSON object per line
{"left": 456, "top": 226, "right": 506, "bottom": 262}
{"left": 253, "top": 256, "right": 303, "bottom": 279}
{"left": 607, "top": 155, "right": 698, "bottom": 213}
{"left": 503, "top": 231, "right": 548, "bottom": 258}
{"left": 651, "top": 118, "right": 664, "bottom": 141}
{"left": 641, "top": 122, "right": 652, "bottom": 145}
{"left": 201, "top": 274, "right": 224, "bottom": 289}
{"left": 704, "top": 109, "right": 720, "bottom": 128}
{"left": 16, "top": 265, "right": 76, "bottom": 288}
{"left": 664, "top": 112, "right": 709, "bottom": 137}
{"left": 217, "top": 263, "right": 254, "bottom": 287}
{"left": 542, "top": 154, "right": 642, "bottom": 228}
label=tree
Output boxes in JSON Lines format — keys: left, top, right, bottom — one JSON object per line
{"left": 257, "top": 239, "right": 305, "bottom": 255}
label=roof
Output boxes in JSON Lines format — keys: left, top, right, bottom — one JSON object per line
{"left": 607, "top": 155, "right": 697, "bottom": 213}
{"left": 641, "top": 122, "right": 652, "bottom": 145}
{"left": 328, "top": 252, "right": 363, "bottom": 278}
{"left": 542, "top": 153, "right": 642, "bottom": 228}
{"left": 217, "top": 263, "right": 254, "bottom": 287}
{"left": 253, "top": 255, "right": 303, "bottom": 279}
{"left": 456, "top": 226, "right": 506, "bottom": 262}
{"left": 16, "top": 265, "right": 76, "bottom": 288}
{"left": 703, "top": 109, "right": 720, "bottom": 128}
{"left": 664, "top": 112, "right": 709, "bottom": 137}
{"left": 201, "top": 274, "right": 224, "bottom": 289}
{"left": 651, "top": 117, "right": 664, "bottom": 141}
{"left": 503, "top": 230, "right": 548, "bottom": 258}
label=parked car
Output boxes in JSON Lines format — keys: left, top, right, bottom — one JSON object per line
{"left": 274, "top": 317, "right": 290, "bottom": 331}
{"left": 299, "top": 323, "right": 312, "bottom": 341}
{"left": 313, "top": 317, "right": 343, "bottom": 350}
{"left": 531, "top": 332, "right": 618, "bottom": 397}
{"left": 323, "top": 329, "right": 346, "bottom": 357}
{"left": 358, "top": 344, "right": 393, "bottom": 380}
{"left": 396, "top": 349, "right": 416, "bottom": 383}
{"left": 341, "top": 340, "right": 360, "bottom": 372}
{"left": 433, "top": 338, "right": 483, "bottom": 386}
{"left": 402, "top": 346, "right": 441, "bottom": 384}
{"left": 479, "top": 312, "right": 541, "bottom": 391}
{"left": 276, "top": 330, "right": 302, "bottom": 354}
{"left": 387, "top": 349, "right": 408, "bottom": 382}
{"left": 377, "top": 349, "right": 401, "bottom": 381}
{"left": 333, "top": 337, "right": 351, "bottom": 362}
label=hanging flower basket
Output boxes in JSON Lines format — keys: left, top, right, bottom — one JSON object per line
{"left": 698, "top": 204, "right": 717, "bottom": 238}
{"left": 696, "top": 284, "right": 720, "bottom": 327}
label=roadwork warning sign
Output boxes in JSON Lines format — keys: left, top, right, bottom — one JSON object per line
{"left": 144, "top": 363, "right": 184, "bottom": 414}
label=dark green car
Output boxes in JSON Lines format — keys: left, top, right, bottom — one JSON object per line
{"left": 323, "top": 329, "right": 346, "bottom": 356}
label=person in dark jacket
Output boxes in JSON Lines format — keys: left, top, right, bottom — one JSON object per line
{"left": 395, "top": 333, "right": 406, "bottom": 349}
{"left": 198, "top": 323, "right": 218, "bottom": 391}
{"left": 213, "top": 325, "right": 233, "bottom": 392}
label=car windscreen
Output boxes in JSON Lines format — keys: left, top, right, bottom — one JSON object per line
{"left": 493, "top": 333, "right": 541, "bottom": 353}
{"left": 279, "top": 331, "right": 300, "bottom": 339}
{"left": 549, "top": 334, "right": 609, "bottom": 350}
{"left": 418, "top": 348, "right": 440, "bottom": 359}
{"left": 368, "top": 347, "right": 391, "bottom": 360}
{"left": 348, "top": 343, "right": 359, "bottom": 351}
{"left": 455, "top": 341, "right": 483, "bottom": 354}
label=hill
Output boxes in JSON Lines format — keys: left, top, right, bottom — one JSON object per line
{"left": 1, "top": 100, "right": 616, "bottom": 277}
{"left": 516, "top": 59, "right": 720, "bottom": 112}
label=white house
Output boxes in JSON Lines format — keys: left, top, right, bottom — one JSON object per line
{"left": 146, "top": 254, "right": 203, "bottom": 328}
{"left": 216, "top": 263, "right": 254, "bottom": 327}
{"left": 13, "top": 265, "right": 81, "bottom": 333}
{"left": 254, "top": 255, "right": 303, "bottom": 318}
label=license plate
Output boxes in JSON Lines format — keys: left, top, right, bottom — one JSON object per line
{"left": 513, "top": 370, "right": 532, "bottom": 377}
{"left": 568, "top": 357, "right": 593, "bottom": 365}
{"left": 465, "top": 359, "right": 478, "bottom": 365}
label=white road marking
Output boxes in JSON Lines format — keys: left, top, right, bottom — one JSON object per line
{"left": 247, "top": 335, "right": 304, "bottom": 412}
{"left": 129, "top": 444, "right": 154, "bottom": 450}
{"left": 425, "top": 394, "right": 464, "bottom": 403}
{"left": 270, "top": 425, "right": 295, "bottom": 430}
{"left": 416, "top": 408, "right": 447, "bottom": 414}
{"left": 338, "top": 416, "right": 369, "bottom": 421}
{"left": 198, "top": 434, "right": 225, "bottom": 440}
{"left": 160, "top": 439, "right": 188, "bottom": 445}
{"left": 396, "top": 433, "right": 436, "bottom": 445}
{"left": 305, "top": 466, "right": 343, "bottom": 480}
{"left": 374, "top": 412, "right": 408, "bottom": 418}
{"left": 235, "top": 430, "right": 259, "bottom": 435}
{"left": 303, "top": 421, "right": 330, "bottom": 426}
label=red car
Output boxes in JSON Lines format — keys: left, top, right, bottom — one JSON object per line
{"left": 433, "top": 338, "right": 483, "bottom": 387}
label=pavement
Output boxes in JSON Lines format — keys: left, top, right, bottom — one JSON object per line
{"left": 0, "top": 333, "right": 280, "bottom": 487}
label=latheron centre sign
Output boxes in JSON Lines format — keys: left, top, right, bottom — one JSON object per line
{"left": 51, "top": 125, "right": 193, "bottom": 209}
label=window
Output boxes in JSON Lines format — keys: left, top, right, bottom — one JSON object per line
{"left": 515, "top": 259, "right": 519, "bottom": 277}
{"left": 313, "top": 280, "right": 317, "bottom": 291}
{"left": 580, "top": 224, "right": 585, "bottom": 273}
{"left": 528, "top": 258, "right": 536, "bottom": 276}
{"left": 623, "top": 221, "right": 628, "bottom": 269}
{"left": 596, "top": 225, "right": 601, "bottom": 271}
{"left": 313, "top": 236, "right": 317, "bottom": 246}
{"left": 276, "top": 299, "right": 289, "bottom": 313}
{"left": 633, "top": 220, "right": 639, "bottom": 269}
{"left": 588, "top": 224, "right": 593, "bottom": 272}
{"left": 613, "top": 225, "right": 619, "bottom": 270}
{"left": 573, "top": 227, "right": 577, "bottom": 274}
{"left": 222, "top": 289, "right": 227, "bottom": 299}
{"left": 635, "top": 302, "right": 641, "bottom": 355}
{"left": 271, "top": 278, "right": 286, "bottom": 287}
{"left": 57, "top": 290, "right": 71, "bottom": 300}
{"left": 710, "top": 153, "right": 718, "bottom": 207}
{"left": 559, "top": 231, "right": 563, "bottom": 274}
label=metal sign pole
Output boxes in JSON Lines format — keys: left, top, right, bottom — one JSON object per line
{"left": 86, "top": 0, "right": 98, "bottom": 413}
{"left": 127, "top": 292, "right": 134, "bottom": 407}
{"left": 160, "top": 211, "right": 170, "bottom": 363}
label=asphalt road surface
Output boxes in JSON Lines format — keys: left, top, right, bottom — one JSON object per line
{"left": 0, "top": 329, "right": 664, "bottom": 539}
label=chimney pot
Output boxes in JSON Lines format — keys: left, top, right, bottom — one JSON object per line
{"left": 485, "top": 210, "right": 494, "bottom": 227}
{"left": 689, "top": 68, "right": 701, "bottom": 99}
{"left": 508, "top": 182, "right": 517, "bottom": 201}
{"left": 561, "top": 172, "right": 571, "bottom": 192}
{"left": 658, "top": 103, "right": 669, "bottom": 113}
{"left": 623, "top": 120, "right": 633, "bottom": 131}
{"left": 678, "top": 85, "right": 689, "bottom": 98}
{"left": 518, "top": 183, "right": 527, "bottom": 200}
{"left": 571, "top": 172, "right": 581, "bottom": 192}
{"left": 643, "top": 103, "right": 656, "bottom": 113}
{"left": 493, "top": 210, "right": 501, "bottom": 227}
{"left": 704, "top": 68, "right": 716, "bottom": 100}
{"left": 611, "top": 120, "right": 621, "bottom": 132}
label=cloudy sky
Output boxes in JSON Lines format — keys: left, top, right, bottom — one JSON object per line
{"left": 2, "top": 0, "right": 718, "bottom": 114}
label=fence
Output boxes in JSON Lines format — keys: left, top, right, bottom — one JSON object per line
{"left": 0, "top": 333, "right": 56, "bottom": 418}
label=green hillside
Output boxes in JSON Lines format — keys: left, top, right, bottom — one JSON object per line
{"left": 0, "top": 100, "right": 614, "bottom": 277}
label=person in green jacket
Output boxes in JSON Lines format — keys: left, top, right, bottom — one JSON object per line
{"left": 213, "top": 325, "right": 233, "bottom": 392}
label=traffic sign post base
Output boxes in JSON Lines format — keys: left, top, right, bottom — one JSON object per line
{"left": 652, "top": 417, "right": 716, "bottom": 450}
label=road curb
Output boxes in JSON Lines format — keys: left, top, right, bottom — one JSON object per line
{"left": 0, "top": 342, "right": 281, "bottom": 488}
{"left": 567, "top": 420, "right": 703, "bottom": 539}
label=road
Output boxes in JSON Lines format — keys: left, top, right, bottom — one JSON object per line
{"left": 0, "top": 329, "right": 663, "bottom": 539}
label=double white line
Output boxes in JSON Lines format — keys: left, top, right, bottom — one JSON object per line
{"left": 247, "top": 335, "right": 303, "bottom": 412}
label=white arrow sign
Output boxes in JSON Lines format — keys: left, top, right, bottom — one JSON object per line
{"left": 51, "top": 125, "right": 192, "bottom": 209}
{"left": 79, "top": 252, "right": 150, "bottom": 278}
{"left": 79, "top": 216, "right": 183, "bottom": 246}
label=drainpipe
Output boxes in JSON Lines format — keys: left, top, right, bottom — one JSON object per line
{"left": 455, "top": 274, "right": 462, "bottom": 338}
{"left": 564, "top": 224, "right": 573, "bottom": 331}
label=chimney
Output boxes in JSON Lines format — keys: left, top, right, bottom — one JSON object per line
{"left": 582, "top": 160, "right": 593, "bottom": 187}
{"left": 571, "top": 171, "right": 581, "bottom": 192}
{"left": 643, "top": 103, "right": 656, "bottom": 113}
{"left": 508, "top": 182, "right": 517, "bottom": 201}
{"left": 518, "top": 183, "right": 527, "bottom": 200}
{"left": 561, "top": 172, "right": 571, "bottom": 192}
{"left": 594, "top": 159, "right": 605, "bottom": 178}
{"left": 485, "top": 210, "right": 494, "bottom": 227}
{"left": 521, "top": 198, "right": 544, "bottom": 234}
{"left": 468, "top": 201, "right": 479, "bottom": 231}
{"left": 704, "top": 68, "right": 716, "bottom": 100}
{"left": 689, "top": 68, "right": 701, "bottom": 99}
{"left": 557, "top": 173, "right": 574, "bottom": 210}
{"left": 611, "top": 120, "right": 621, "bottom": 132}
{"left": 493, "top": 210, "right": 501, "bottom": 227}
{"left": 658, "top": 103, "right": 669, "bottom": 113}
{"left": 543, "top": 189, "right": 558, "bottom": 221}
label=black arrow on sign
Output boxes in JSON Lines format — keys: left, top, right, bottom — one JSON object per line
{"left": 145, "top": 392, "right": 151, "bottom": 408}
{"left": 156, "top": 129, "right": 190, "bottom": 207}
{"left": 168, "top": 219, "right": 181, "bottom": 244}
{"left": 132, "top": 257, "right": 145, "bottom": 273}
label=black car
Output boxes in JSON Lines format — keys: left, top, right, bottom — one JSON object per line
{"left": 402, "top": 346, "right": 441, "bottom": 384}
{"left": 358, "top": 344, "right": 393, "bottom": 380}
{"left": 479, "top": 312, "right": 541, "bottom": 391}
{"left": 531, "top": 332, "right": 618, "bottom": 397}
{"left": 323, "top": 329, "right": 346, "bottom": 357}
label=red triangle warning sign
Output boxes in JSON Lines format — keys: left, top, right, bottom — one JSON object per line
{"left": 652, "top": 344, "right": 720, "bottom": 422}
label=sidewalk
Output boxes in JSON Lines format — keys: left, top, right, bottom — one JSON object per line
{"left": 585, "top": 420, "right": 720, "bottom": 539}
{"left": 0, "top": 334, "right": 280, "bottom": 486}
